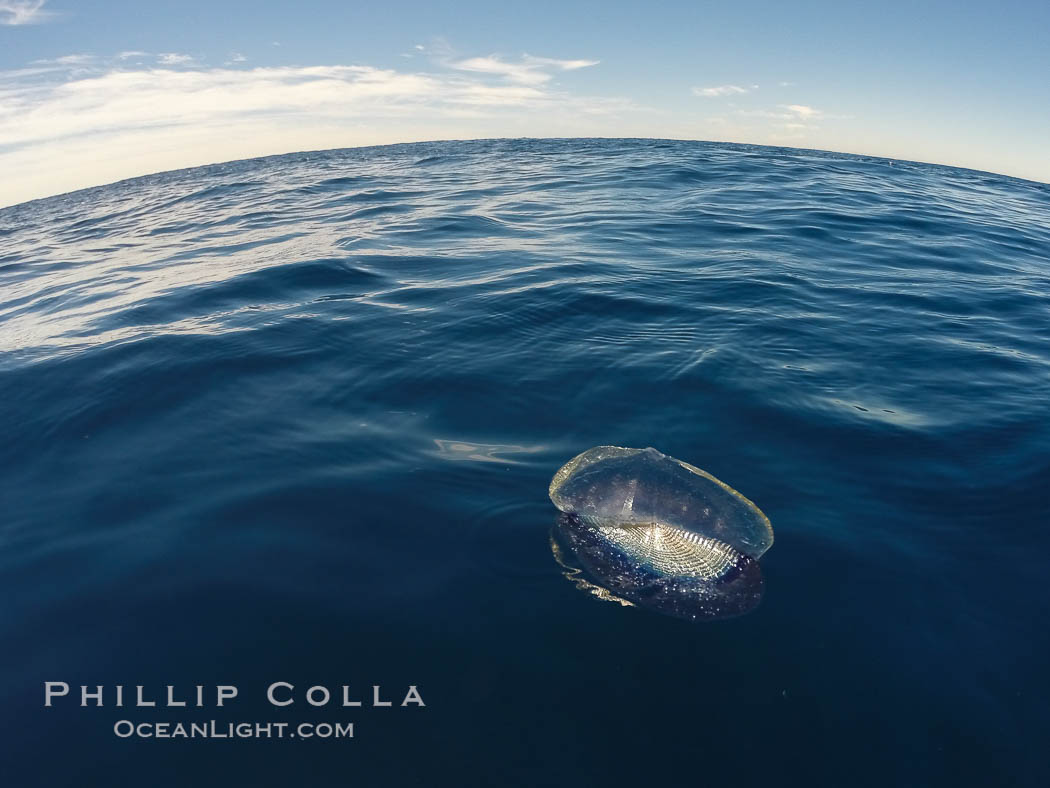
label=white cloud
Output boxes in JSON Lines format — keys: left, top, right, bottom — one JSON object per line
{"left": 0, "top": 0, "right": 53, "bottom": 25}
{"left": 733, "top": 109, "right": 784, "bottom": 118}
{"left": 727, "top": 104, "right": 829, "bottom": 137}
{"left": 704, "top": 101, "right": 842, "bottom": 145}
{"left": 118, "top": 51, "right": 149, "bottom": 61}
{"left": 692, "top": 84, "right": 749, "bottom": 97}
{"left": 522, "top": 54, "right": 599, "bottom": 71}
{"left": 0, "top": 53, "right": 636, "bottom": 207}
{"left": 732, "top": 105, "right": 826, "bottom": 122}
{"left": 225, "top": 51, "right": 247, "bottom": 64}
{"left": 449, "top": 54, "right": 598, "bottom": 85}
{"left": 158, "top": 53, "right": 195, "bottom": 66}
{"left": 32, "top": 54, "right": 94, "bottom": 66}
{"left": 782, "top": 104, "right": 820, "bottom": 118}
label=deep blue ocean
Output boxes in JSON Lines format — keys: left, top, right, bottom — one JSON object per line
{"left": 1, "top": 138, "right": 1048, "bottom": 787}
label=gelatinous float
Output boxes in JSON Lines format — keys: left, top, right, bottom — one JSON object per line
{"left": 549, "top": 446, "right": 773, "bottom": 621}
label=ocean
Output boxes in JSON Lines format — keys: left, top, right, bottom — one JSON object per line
{"left": 1, "top": 138, "right": 1048, "bottom": 786}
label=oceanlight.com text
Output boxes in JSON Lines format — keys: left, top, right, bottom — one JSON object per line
{"left": 113, "top": 720, "right": 354, "bottom": 739}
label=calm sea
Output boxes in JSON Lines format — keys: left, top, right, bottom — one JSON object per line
{"left": 1, "top": 139, "right": 1048, "bottom": 787}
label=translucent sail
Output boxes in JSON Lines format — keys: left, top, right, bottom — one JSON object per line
{"left": 549, "top": 446, "right": 773, "bottom": 558}
{"left": 549, "top": 446, "right": 774, "bottom": 621}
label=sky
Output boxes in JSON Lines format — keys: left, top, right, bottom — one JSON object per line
{"left": 1, "top": 0, "right": 1048, "bottom": 207}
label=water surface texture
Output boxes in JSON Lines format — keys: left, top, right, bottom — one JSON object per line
{"left": 2, "top": 139, "right": 1049, "bottom": 787}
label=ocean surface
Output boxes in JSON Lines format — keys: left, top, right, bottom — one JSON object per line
{"left": 1, "top": 138, "right": 1048, "bottom": 787}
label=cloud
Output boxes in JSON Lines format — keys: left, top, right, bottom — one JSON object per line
{"left": 32, "top": 54, "right": 94, "bottom": 66}
{"left": 158, "top": 53, "right": 195, "bottom": 66}
{"left": 782, "top": 104, "right": 820, "bottom": 118}
{"left": 703, "top": 101, "right": 834, "bottom": 144}
{"left": 692, "top": 84, "right": 749, "bottom": 97}
{"left": 733, "top": 105, "right": 826, "bottom": 122}
{"left": 225, "top": 51, "right": 247, "bottom": 65}
{"left": 449, "top": 54, "right": 598, "bottom": 85}
{"left": 0, "top": 52, "right": 635, "bottom": 207}
{"left": 0, "top": 0, "right": 53, "bottom": 25}
{"left": 522, "top": 54, "right": 599, "bottom": 71}
{"left": 118, "top": 51, "right": 149, "bottom": 61}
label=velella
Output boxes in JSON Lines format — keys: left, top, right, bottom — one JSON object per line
{"left": 549, "top": 446, "right": 774, "bottom": 621}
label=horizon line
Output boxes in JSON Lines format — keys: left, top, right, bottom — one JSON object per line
{"left": 2, "top": 135, "right": 1046, "bottom": 212}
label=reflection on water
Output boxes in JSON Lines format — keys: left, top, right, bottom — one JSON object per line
{"left": 431, "top": 438, "right": 548, "bottom": 464}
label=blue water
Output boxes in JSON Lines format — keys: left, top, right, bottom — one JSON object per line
{"left": 2, "top": 138, "right": 1048, "bottom": 787}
